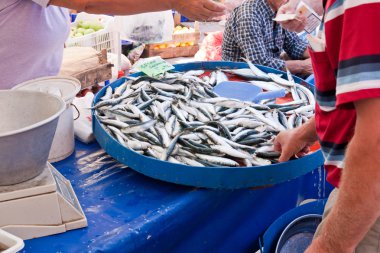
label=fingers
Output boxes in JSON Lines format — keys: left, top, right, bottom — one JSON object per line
{"left": 274, "top": 132, "right": 293, "bottom": 162}
{"left": 273, "top": 136, "right": 282, "bottom": 152}
{"left": 177, "top": 0, "right": 226, "bottom": 21}
{"left": 203, "top": 0, "right": 226, "bottom": 12}
{"left": 279, "top": 148, "right": 295, "bottom": 163}
{"left": 277, "top": 19, "right": 305, "bottom": 33}
{"left": 277, "top": 0, "right": 298, "bottom": 15}
{"left": 274, "top": 130, "right": 310, "bottom": 162}
{"left": 276, "top": 0, "right": 306, "bottom": 32}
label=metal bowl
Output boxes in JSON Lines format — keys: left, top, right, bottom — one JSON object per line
{"left": 275, "top": 214, "right": 322, "bottom": 253}
{"left": 0, "top": 90, "right": 65, "bottom": 186}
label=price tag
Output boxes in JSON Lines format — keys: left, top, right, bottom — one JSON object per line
{"left": 297, "top": 1, "right": 322, "bottom": 34}
{"left": 138, "top": 57, "right": 174, "bottom": 77}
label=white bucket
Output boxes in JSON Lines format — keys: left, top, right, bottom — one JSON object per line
{"left": 0, "top": 229, "right": 24, "bottom": 253}
{"left": 13, "top": 76, "right": 81, "bottom": 162}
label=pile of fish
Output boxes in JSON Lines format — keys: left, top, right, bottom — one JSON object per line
{"left": 93, "top": 62, "right": 315, "bottom": 167}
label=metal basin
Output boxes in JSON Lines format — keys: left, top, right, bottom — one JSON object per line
{"left": 276, "top": 214, "right": 322, "bottom": 253}
{"left": 0, "top": 90, "right": 65, "bottom": 185}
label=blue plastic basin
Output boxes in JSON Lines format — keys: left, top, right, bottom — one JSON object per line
{"left": 92, "top": 61, "right": 323, "bottom": 189}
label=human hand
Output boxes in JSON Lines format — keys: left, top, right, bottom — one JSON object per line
{"left": 300, "top": 58, "right": 313, "bottom": 76}
{"left": 173, "top": 0, "right": 226, "bottom": 21}
{"left": 276, "top": 0, "right": 306, "bottom": 32}
{"left": 274, "top": 127, "right": 314, "bottom": 162}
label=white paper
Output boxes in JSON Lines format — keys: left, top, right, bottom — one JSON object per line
{"left": 273, "top": 13, "right": 297, "bottom": 22}
{"left": 296, "top": 1, "right": 322, "bottom": 34}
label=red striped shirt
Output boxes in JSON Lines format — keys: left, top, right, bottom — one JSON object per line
{"left": 312, "top": 0, "right": 380, "bottom": 187}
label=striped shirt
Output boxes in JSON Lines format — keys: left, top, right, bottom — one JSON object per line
{"left": 312, "top": 0, "right": 380, "bottom": 187}
{"left": 221, "top": 0, "right": 307, "bottom": 70}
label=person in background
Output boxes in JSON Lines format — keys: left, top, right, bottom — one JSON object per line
{"left": 221, "top": 0, "right": 312, "bottom": 76}
{"left": 274, "top": 0, "right": 380, "bottom": 252}
{"left": 0, "top": 0, "right": 225, "bottom": 89}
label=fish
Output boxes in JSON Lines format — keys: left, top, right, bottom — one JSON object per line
{"left": 101, "top": 86, "right": 113, "bottom": 100}
{"left": 221, "top": 69, "right": 272, "bottom": 82}
{"left": 267, "top": 73, "right": 294, "bottom": 87}
{"left": 216, "top": 70, "right": 229, "bottom": 85}
{"left": 94, "top": 67, "right": 315, "bottom": 168}
{"left": 241, "top": 58, "right": 269, "bottom": 78}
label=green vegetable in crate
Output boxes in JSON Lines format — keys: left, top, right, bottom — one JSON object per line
{"left": 69, "top": 20, "right": 105, "bottom": 38}
{"left": 77, "top": 20, "right": 104, "bottom": 31}
{"left": 84, "top": 28, "right": 95, "bottom": 35}
{"left": 76, "top": 28, "right": 86, "bottom": 34}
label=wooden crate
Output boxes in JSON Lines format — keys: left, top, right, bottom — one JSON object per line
{"left": 60, "top": 48, "right": 112, "bottom": 89}
{"left": 142, "top": 22, "right": 200, "bottom": 59}
{"left": 142, "top": 45, "right": 199, "bottom": 59}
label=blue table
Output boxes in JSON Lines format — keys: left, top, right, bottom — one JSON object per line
{"left": 23, "top": 141, "right": 331, "bottom": 253}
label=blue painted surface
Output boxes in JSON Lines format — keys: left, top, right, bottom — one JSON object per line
{"left": 22, "top": 141, "right": 331, "bottom": 253}
{"left": 93, "top": 61, "right": 322, "bottom": 189}
{"left": 305, "top": 74, "right": 315, "bottom": 85}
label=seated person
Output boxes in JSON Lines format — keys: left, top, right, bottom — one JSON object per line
{"left": 222, "top": 0, "right": 312, "bottom": 76}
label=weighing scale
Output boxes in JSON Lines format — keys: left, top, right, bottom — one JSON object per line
{"left": 0, "top": 163, "right": 87, "bottom": 240}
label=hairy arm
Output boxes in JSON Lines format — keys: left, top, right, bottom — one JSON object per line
{"left": 49, "top": 0, "right": 225, "bottom": 21}
{"left": 285, "top": 58, "right": 312, "bottom": 75}
{"left": 307, "top": 98, "right": 380, "bottom": 252}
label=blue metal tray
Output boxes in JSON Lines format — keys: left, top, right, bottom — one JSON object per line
{"left": 92, "top": 61, "right": 323, "bottom": 189}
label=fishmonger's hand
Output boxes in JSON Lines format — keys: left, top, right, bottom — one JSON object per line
{"left": 274, "top": 117, "right": 318, "bottom": 162}
{"left": 173, "top": 0, "right": 226, "bottom": 21}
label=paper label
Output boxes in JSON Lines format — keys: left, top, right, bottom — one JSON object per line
{"left": 138, "top": 57, "right": 174, "bottom": 77}
{"left": 297, "top": 1, "right": 322, "bottom": 34}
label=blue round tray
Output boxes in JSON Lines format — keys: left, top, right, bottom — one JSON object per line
{"left": 92, "top": 61, "right": 323, "bottom": 189}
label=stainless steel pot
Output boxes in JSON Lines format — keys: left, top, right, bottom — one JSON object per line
{"left": 0, "top": 90, "right": 65, "bottom": 185}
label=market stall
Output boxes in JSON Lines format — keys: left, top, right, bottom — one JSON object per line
{"left": 0, "top": 4, "right": 330, "bottom": 252}
{"left": 22, "top": 140, "right": 331, "bottom": 253}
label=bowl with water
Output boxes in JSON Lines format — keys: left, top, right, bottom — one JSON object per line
{"left": 275, "top": 214, "right": 322, "bottom": 253}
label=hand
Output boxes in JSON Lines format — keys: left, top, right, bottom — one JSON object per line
{"left": 300, "top": 58, "right": 313, "bottom": 76}
{"left": 276, "top": 0, "right": 306, "bottom": 32}
{"left": 173, "top": 0, "right": 226, "bottom": 21}
{"left": 274, "top": 126, "right": 316, "bottom": 162}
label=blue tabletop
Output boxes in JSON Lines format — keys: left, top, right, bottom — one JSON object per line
{"left": 22, "top": 140, "right": 331, "bottom": 253}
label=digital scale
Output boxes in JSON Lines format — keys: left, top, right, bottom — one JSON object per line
{"left": 0, "top": 163, "right": 87, "bottom": 240}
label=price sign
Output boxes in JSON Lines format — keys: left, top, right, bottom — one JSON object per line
{"left": 138, "top": 57, "right": 174, "bottom": 77}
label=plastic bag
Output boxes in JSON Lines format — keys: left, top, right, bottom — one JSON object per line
{"left": 73, "top": 92, "right": 95, "bottom": 143}
{"left": 115, "top": 11, "right": 174, "bottom": 44}
{"left": 194, "top": 31, "right": 224, "bottom": 61}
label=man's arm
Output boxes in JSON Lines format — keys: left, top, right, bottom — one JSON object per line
{"left": 306, "top": 98, "right": 380, "bottom": 253}
{"left": 285, "top": 57, "right": 313, "bottom": 76}
{"left": 49, "top": 0, "right": 225, "bottom": 21}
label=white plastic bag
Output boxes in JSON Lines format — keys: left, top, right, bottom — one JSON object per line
{"left": 115, "top": 11, "right": 174, "bottom": 44}
{"left": 73, "top": 92, "right": 95, "bottom": 143}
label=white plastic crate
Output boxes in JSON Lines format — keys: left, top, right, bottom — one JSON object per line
{"left": 66, "top": 13, "right": 121, "bottom": 71}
